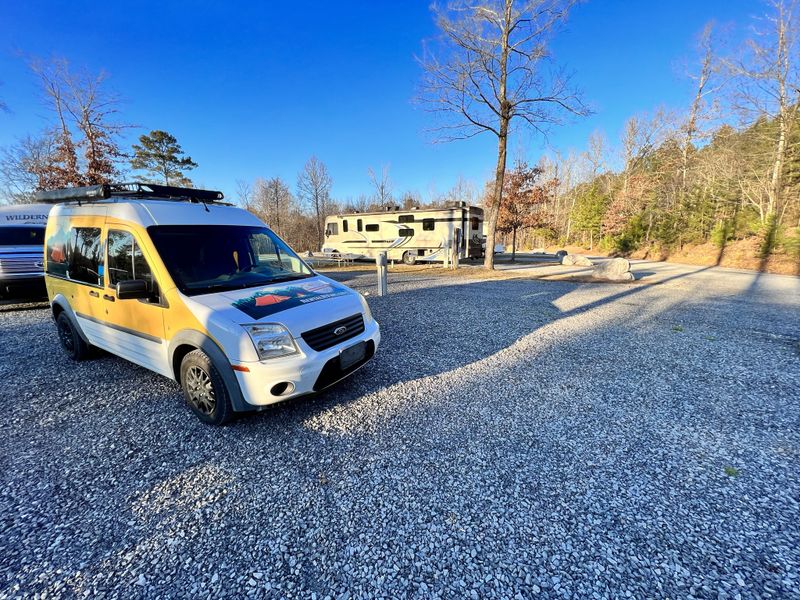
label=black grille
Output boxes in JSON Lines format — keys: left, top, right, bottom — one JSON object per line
{"left": 301, "top": 313, "right": 365, "bottom": 351}
{"left": 313, "top": 340, "right": 375, "bottom": 391}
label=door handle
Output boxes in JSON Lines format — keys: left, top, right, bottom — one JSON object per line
{"left": 88, "top": 290, "right": 99, "bottom": 297}
{"left": 103, "top": 294, "right": 116, "bottom": 302}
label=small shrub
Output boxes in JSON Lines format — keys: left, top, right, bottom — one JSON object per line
{"left": 724, "top": 466, "right": 740, "bottom": 477}
{"left": 672, "top": 325, "right": 684, "bottom": 332}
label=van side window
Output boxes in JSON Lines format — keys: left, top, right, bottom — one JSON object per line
{"left": 46, "top": 227, "right": 70, "bottom": 278}
{"left": 422, "top": 218, "right": 435, "bottom": 231}
{"left": 365, "top": 223, "right": 379, "bottom": 232}
{"left": 398, "top": 215, "right": 414, "bottom": 223}
{"left": 342, "top": 220, "right": 348, "bottom": 233}
{"left": 68, "top": 227, "right": 103, "bottom": 286}
{"left": 357, "top": 219, "right": 363, "bottom": 232}
{"left": 107, "top": 230, "right": 156, "bottom": 294}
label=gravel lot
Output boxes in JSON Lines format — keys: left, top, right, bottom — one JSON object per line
{"left": 1, "top": 266, "right": 799, "bottom": 599}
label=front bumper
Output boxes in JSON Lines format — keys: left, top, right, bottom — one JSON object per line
{"left": 232, "top": 319, "right": 381, "bottom": 408}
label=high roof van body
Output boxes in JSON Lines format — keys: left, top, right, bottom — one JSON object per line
{"left": 42, "top": 184, "right": 380, "bottom": 424}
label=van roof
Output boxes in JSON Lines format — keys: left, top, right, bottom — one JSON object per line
{"left": 49, "top": 198, "right": 264, "bottom": 229}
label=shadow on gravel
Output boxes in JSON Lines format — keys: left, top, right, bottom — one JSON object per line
{"left": 245, "top": 263, "right": 727, "bottom": 429}
{"left": 4, "top": 264, "right": 799, "bottom": 598}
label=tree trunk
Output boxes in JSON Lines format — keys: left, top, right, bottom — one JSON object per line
{"left": 484, "top": 121, "right": 509, "bottom": 270}
{"left": 511, "top": 225, "right": 517, "bottom": 262}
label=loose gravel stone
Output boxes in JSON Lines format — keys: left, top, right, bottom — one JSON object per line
{"left": 0, "top": 268, "right": 798, "bottom": 599}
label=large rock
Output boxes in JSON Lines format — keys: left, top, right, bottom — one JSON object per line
{"left": 561, "top": 254, "right": 593, "bottom": 267}
{"left": 592, "top": 257, "right": 635, "bottom": 281}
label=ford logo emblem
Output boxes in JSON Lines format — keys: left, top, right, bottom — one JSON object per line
{"left": 334, "top": 326, "right": 347, "bottom": 336}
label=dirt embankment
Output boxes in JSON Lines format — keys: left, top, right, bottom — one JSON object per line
{"left": 550, "top": 239, "right": 800, "bottom": 276}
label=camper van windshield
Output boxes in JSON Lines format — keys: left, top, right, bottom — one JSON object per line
{"left": 148, "top": 225, "right": 313, "bottom": 296}
{"left": 0, "top": 227, "right": 45, "bottom": 246}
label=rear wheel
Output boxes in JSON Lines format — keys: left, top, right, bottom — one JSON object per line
{"left": 56, "top": 312, "right": 91, "bottom": 361}
{"left": 180, "top": 349, "right": 233, "bottom": 425}
{"left": 402, "top": 251, "right": 417, "bottom": 265}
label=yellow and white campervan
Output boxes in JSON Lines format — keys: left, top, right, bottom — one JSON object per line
{"left": 40, "top": 183, "right": 380, "bottom": 424}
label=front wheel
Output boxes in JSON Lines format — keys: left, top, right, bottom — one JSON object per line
{"left": 180, "top": 349, "right": 234, "bottom": 425}
{"left": 56, "top": 312, "right": 92, "bottom": 361}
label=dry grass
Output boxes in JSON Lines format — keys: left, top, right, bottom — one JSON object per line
{"left": 547, "top": 239, "right": 799, "bottom": 276}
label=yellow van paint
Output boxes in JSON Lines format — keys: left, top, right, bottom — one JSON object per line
{"left": 46, "top": 213, "right": 216, "bottom": 378}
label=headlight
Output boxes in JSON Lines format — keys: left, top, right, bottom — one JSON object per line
{"left": 243, "top": 323, "right": 298, "bottom": 360}
{"left": 358, "top": 293, "right": 373, "bottom": 322}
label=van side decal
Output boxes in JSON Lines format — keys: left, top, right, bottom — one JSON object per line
{"left": 232, "top": 280, "right": 350, "bottom": 320}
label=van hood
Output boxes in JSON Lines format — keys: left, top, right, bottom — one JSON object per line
{"left": 182, "top": 275, "right": 364, "bottom": 337}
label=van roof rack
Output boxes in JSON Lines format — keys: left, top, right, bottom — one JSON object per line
{"left": 34, "top": 182, "right": 226, "bottom": 204}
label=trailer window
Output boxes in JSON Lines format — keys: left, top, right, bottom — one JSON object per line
{"left": 357, "top": 219, "right": 363, "bottom": 232}
{"left": 342, "top": 220, "right": 348, "bottom": 232}
{"left": 422, "top": 218, "right": 435, "bottom": 231}
{"left": 471, "top": 217, "right": 480, "bottom": 230}
{"left": 398, "top": 215, "right": 414, "bottom": 223}
{"left": 398, "top": 228, "right": 413, "bottom": 237}
{"left": 326, "top": 223, "right": 338, "bottom": 236}
{"left": 0, "top": 227, "right": 45, "bottom": 246}
{"left": 365, "top": 224, "right": 379, "bottom": 232}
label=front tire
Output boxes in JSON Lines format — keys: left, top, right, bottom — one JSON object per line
{"left": 56, "top": 312, "right": 92, "bottom": 361}
{"left": 180, "top": 349, "right": 234, "bottom": 425}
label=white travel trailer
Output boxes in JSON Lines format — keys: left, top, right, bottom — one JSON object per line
{"left": 322, "top": 202, "right": 485, "bottom": 264}
{"left": 0, "top": 203, "right": 51, "bottom": 298}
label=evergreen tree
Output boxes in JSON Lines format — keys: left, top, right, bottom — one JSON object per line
{"left": 130, "top": 130, "right": 197, "bottom": 186}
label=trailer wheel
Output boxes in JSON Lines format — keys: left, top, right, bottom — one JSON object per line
{"left": 402, "top": 252, "right": 417, "bottom": 265}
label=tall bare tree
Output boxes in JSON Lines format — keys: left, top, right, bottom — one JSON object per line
{"left": 726, "top": 0, "right": 799, "bottom": 228}
{"left": 681, "top": 22, "right": 725, "bottom": 194}
{"left": 418, "top": 0, "right": 587, "bottom": 268}
{"left": 368, "top": 165, "right": 393, "bottom": 206}
{"left": 252, "top": 177, "right": 293, "bottom": 236}
{"left": 30, "top": 58, "right": 81, "bottom": 188}
{"left": 297, "top": 156, "right": 333, "bottom": 250}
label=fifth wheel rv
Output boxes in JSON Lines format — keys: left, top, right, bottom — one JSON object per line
{"left": 322, "top": 202, "right": 485, "bottom": 264}
{"left": 0, "top": 203, "right": 51, "bottom": 298}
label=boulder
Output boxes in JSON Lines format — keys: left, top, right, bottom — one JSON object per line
{"left": 561, "top": 254, "right": 593, "bottom": 267}
{"left": 592, "top": 257, "right": 635, "bottom": 281}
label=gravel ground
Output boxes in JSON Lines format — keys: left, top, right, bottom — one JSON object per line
{"left": 1, "top": 266, "right": 799, "bottom": 599}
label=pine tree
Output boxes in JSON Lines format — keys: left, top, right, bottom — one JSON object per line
{"left": 130, "top": 130, "right": 198, "bottom": 186}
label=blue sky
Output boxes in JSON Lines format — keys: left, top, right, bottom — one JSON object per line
{"left": 0, "top": 1, "right": 757, "bottom": 203}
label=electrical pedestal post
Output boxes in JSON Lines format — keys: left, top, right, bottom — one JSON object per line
{"left": 377, "top": 251, "right": 388, "bottom": 296}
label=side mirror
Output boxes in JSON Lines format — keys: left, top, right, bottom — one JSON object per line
{"left": 116, "top": 279, "right": 151, "bottom": 300}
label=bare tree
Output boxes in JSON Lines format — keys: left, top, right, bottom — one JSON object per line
{"left": 29, "top": 57, "right": 128, "bottom": 187}
{"left": 418, "top": 0, "right": 587, "bottom": 268}
{"left": 297, "top": 156, "right": 333, "bottom": 250}
{"left": 681, "top": 22, "right": 724, "bottom": 193}
{"left": 235, "top": 179, "right": 252, "bottom": 208}
{"left": 726, "top": 0, "right": 799, "bottom": 227}
{"left": 0, "top": 134, "right": 58, "bottom": 203}
{"left": 368, "top": 164, "right": 393, "bottom": 206}
{"left": 253, "top": 177, "right": 293, "bottom": 236}
{"left": 30, "top": 58, "right": 81, "bottom": 188}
